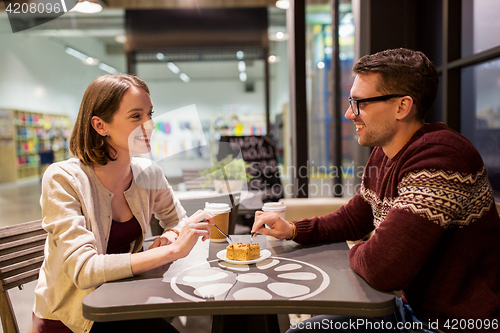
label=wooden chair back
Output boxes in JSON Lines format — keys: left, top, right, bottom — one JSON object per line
{"left": 0, "top": 219, "right": 45, "bottom": 333}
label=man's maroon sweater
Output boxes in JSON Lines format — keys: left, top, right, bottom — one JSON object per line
{"left": 293, "top": 123, "right": 500, "bottom": 332}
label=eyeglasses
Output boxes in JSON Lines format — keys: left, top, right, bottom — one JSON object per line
{"left": 348, "top": 94, "right": 406, "bottom": 116}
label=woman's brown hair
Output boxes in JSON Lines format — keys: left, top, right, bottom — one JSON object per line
{"left": 69, "top": 74, "right": 150, "bottom": 165}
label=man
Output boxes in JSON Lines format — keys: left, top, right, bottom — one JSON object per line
{"left": 252, "top": 48, "right": 500, "bottom": 332}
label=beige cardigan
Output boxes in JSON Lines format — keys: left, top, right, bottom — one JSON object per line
{"left": 33, "top": 157, "right": 186, "bottom": 333}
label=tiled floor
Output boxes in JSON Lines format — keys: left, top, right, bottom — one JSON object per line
{"left": 0, "top": 179, "right": 213, "bottom": 333}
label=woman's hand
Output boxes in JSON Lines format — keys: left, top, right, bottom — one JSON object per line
{"left": 169, "top": 210, "right": 214, "bottom": 259}
{"left": 251, "top": 211, "right": 294, "bottom": 240}
{"left": 131, "top": 210, "right": 214, "bottom": 275}
{"left": 149, "top": 210, "right": 214, "bottom": 249}
{"left": 149, "top": 230, "right": 178, "bottom": 249}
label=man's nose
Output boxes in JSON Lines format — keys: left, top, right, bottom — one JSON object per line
{"left": 344, "top": 105, "right": 356, "bottom": 120}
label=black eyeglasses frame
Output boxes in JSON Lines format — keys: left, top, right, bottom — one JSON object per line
{"left": 348, "top": 94, "right": 406, "bottom": 116}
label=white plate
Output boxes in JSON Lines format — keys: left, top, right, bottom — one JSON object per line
{"left": 216, "top": 249, "right": 272, "bottom": 265}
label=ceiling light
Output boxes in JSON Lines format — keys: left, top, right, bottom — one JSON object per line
{"left": 156, "top": 53, "right": 165, "bottom": 61}
{"left": 236, "top": 51, "right": 244, "bottom": 60}
{"left": 85, "top": 57, "right": 98, "bottom": 65}
{"left": 72, "top": 1, "right": 103, "bottom": 13}
{"left": 179, "top": 73, "right": 190, "bottom": 83}
{"left": 268, "top": 55, "right": 281, "bottom": 63}
{"left": 275, "top": 1, "right": 289, "bottom": 9}
{"left": 238, "top": 61, "right": 246, "bottom": 72}
{"left": 65, "top": 47, "right": 97, "bottom": 65}
{"left": 317, "top": 61, "right": 325, "bottom": 69}
{"left": 239, "top": 72, "right": 247, "bottom": 82}
{"left": 167, "top": 62, "right": 180, "bottom": 74}
{"left": 65, "top": 47, "right": 100, "bottom": 66}
{"left": 114, "top": 35, "right": 127, "bottom": 44}
{"left": 268, "top": 32, "right": 289, "bottom": 41}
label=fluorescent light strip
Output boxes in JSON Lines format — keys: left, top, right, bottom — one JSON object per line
{"left": 167, "top": 62, "right": 180, "bottom": 74}
{"left": 98, "top": 63, "right": 118, "bottom": 74}
{"left": 238, "top": 61, "right": 246, "bottom": 72}
{"left": 275, "top": 0, "right": 289, "bottom": 9}
{"left": 65, "top": 47, "right": 89, "bottom": 61}
{"left": 179, "top": 73, "right": 190, "bottom": 83}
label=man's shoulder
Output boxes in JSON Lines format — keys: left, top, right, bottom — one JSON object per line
{"left": 418, "top": 123, "right": 470, "bottom": 146}
{"left": 410, "top": 123, "right": 480, "bottom": 160}
{"left": 401, "top": 123, "right": 484, "bottom": 174}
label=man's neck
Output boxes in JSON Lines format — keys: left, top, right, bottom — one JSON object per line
{"left": 383, "top": 121, "right": 424, "bottom": 159}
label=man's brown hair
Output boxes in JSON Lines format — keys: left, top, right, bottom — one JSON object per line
{"left": 69, "top": 74, "right": 150, "bottom": 165}
{"left": 353, "top": 48, "right": 438, "bottom": 120}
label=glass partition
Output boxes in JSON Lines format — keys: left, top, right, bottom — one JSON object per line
{"left": 461, "top": 58, "right": 500, "bottom": 196}
{"left": 305, "top": 0, "right": 355, "bottom": 198}
{"left": 462, "top": 0, "right": 500, "bottom": 57}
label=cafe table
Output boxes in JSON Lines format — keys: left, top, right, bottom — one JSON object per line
{"left": 82, "top": 235, "right": 395, "bottom": 333}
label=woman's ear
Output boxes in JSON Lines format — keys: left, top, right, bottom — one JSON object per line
{"left": 396, "top": 96, "right": 414, "bottom": 121}
{"left": 91, "top": 116, "right": 107, "bottom": 137}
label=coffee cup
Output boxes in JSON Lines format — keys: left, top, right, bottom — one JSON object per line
{"left": 204, "top": 202, "right": 231, "bottom": 243}
{"left": 262, "top": 201, "right": 286, "bottom": 240}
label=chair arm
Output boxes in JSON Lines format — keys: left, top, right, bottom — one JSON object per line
{"left": 279, "top": 197, "right": 373, "bottom": 248}
{"left": 279, "top": 198, "right": 350, "bottom": 222}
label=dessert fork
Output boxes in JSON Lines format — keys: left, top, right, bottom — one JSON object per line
{"left": 199, "top": 218, "right": 233, "bottom": 243}
{"left": 250, "top": 232, "right": 257, "bottom": 244}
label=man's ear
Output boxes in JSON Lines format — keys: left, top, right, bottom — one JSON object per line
{"left": 91, "top": 116, "right": 107, "bottom": 137}
{"left": 396, "top": 96, "right": 414, "bottom": 121}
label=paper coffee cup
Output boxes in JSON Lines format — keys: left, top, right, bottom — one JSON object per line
{"left": 262, "top": 202, "right": 286, "bottom": 240}
{"left": 204, "top": 202, "right": 231, "bottom": 243}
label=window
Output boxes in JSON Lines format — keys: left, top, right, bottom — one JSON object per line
{"left": 461, "top": 59, "right": 500, "bottom": 196}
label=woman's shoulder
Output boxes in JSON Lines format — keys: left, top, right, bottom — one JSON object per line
{"left": 45, "top": 158, "right": 81, "bottom": 175}
{"left": 43, "top": 158, "right": 95, "bottom": 187}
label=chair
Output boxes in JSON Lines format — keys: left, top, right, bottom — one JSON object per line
{"left": 0, "top": 220, "right": 46, "bottom": 333}
{"left": 181, "top": 168, "right": 214, "bottom": 191}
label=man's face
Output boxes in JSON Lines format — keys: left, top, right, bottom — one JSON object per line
{"left": 345, "top": 73, "right": 401, "bottom": 151}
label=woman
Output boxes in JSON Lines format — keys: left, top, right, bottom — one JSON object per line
{"left": 32, "top": 74, "right": 213, "bottom": 333}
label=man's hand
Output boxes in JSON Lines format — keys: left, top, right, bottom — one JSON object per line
{"left": 251, "top": 211, "right": 294, "bottom": 240}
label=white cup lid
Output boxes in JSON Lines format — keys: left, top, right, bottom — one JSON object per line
{"left": 262, "top": 201, "right": 286, "bottom": 212}
{"left": 204, "top": 202, "right": 231, "bottom": 214}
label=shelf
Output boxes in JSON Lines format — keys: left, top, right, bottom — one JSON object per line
{"left": 0, "top": 109, "right": 71, "bottom": 183}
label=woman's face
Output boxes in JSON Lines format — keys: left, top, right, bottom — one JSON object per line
{"left": 104, "top": 86, "right": 155, "bottom": 158}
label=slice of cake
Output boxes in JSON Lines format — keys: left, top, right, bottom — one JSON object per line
{"left": 226, "top": 243, "right": 261, "bottom": 261}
